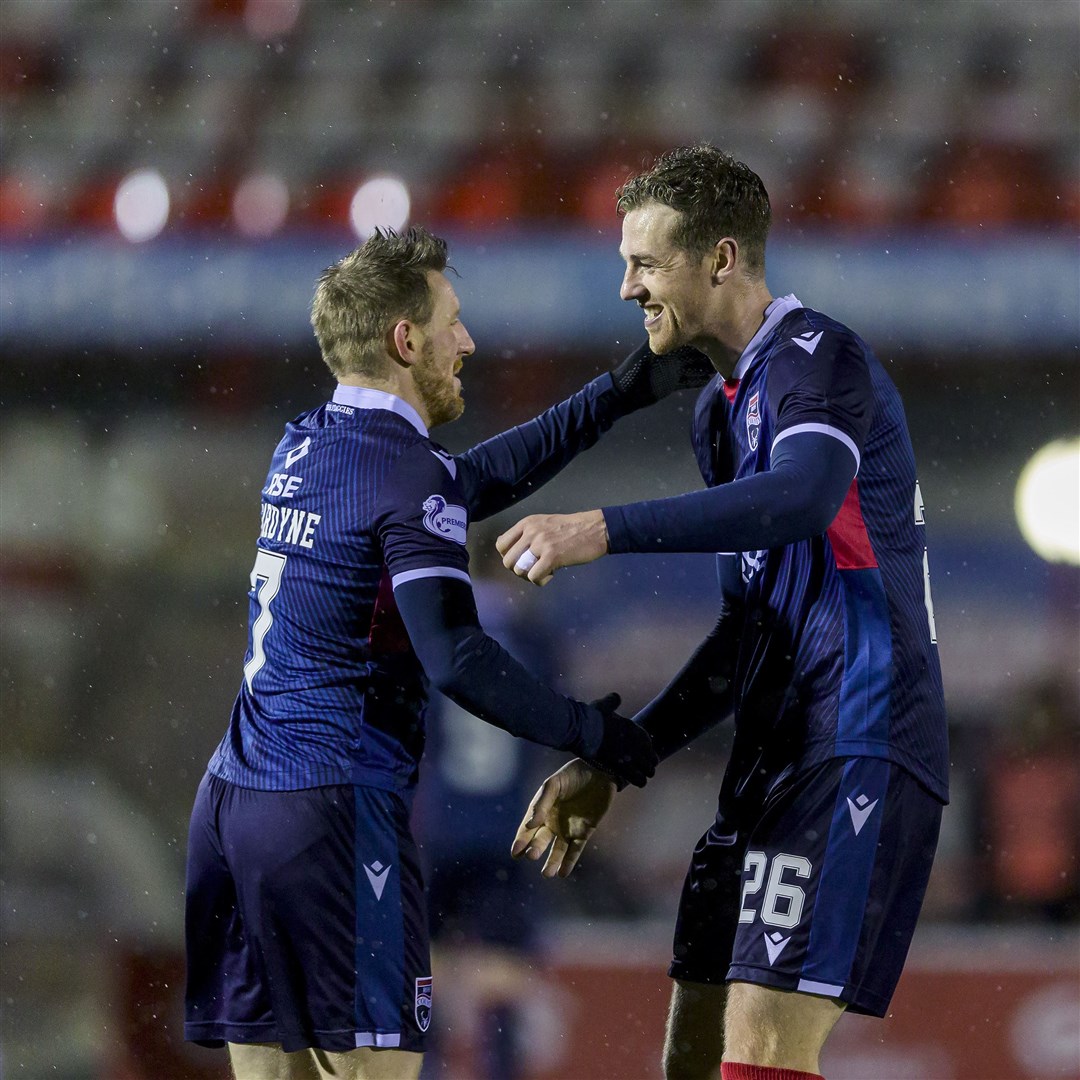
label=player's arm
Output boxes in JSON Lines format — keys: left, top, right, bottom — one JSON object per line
{"left": 603, "top": 330, "right": 872, "bottom": 556}
{"left": 512, "top": 558, "right": 742, "bottom": 877}
{"left": 393, "top": 577, "right": 654, "bottom": 787}
{"left": 499, "top": 432, "right": 857, "bottom": 582}
{"left": 375, "top": 446, "right": 657, "bottom": 787}
{"left": 456, "top": 342, "right": 713, "bottom": 521}
{"left": 499, "top": 333, "right": 872, "bottom": 581}
{"left": 631, "top": 560, "right": 743, "bottom": 759}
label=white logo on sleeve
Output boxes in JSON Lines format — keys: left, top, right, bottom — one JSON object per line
{"left": 284, "top": 436, "right": 312, "bottom": 470}
{"left": 745, "top": 391, "right": 761, "bottom": 451}
{"left": 364, "top": 860, "right": 392, "bottom": 900}
{"left": 764, "top": 931, "right": 792, "bottom": 965}
{"left": 846, "top": 793, "right": 880, "bottom": 835}
{"left": 422, "top": 495, "right": 468, "bottom": 544}
{"left": 792, "top": 331, "right": 823, "bottom": 354}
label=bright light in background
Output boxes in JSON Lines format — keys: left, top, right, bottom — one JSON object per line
{"left": 1015, "top": 437, "right": 1080, "bottom": 565}
{"left": 350, "top": 176, "right": 411, "bottom": 240}
{"left": 114, "top": 169, "right": 170, "bottom": 242}
{"left": 244, "top": 0, "right": 303, "bottom": 41}
{"left": 233, "top": 172, "right": 289, "bottom": 238}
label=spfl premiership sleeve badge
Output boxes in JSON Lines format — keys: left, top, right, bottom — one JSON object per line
{"left": 415, "top": 976, "right": 433, "bottom": 1032}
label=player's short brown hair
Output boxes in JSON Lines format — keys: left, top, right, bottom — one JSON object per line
{"left": 617, "top": 144, "right": 771, "bottom": 275}
{"left": 311, "top": 227, "right": 449, "bottom": 378}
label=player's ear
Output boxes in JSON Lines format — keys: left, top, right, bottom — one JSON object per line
{"left": 711, "top": 238, "right": 738, "bottom": 284}
{"left": 390, "top": 320, "right": 421, "bottom": 368}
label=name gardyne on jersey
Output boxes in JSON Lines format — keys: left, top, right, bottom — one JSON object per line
{"left": 259, "top": 467, "right": 322, "bottom": 549}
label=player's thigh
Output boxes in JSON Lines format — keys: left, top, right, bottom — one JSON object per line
{"left": 229, "top": 1043, "right": 423, "bottom": 1080}
{"left": 723, "top": 981, "right": 843, "bottom": 1068}
{"left": 662, "top": 979, "right": 726, "bottom": 1080}
{"left": 228, "top": 1042, "right": 320, "bottom": 1080}
{"left": 312, "top": 1047, "right": 422, "bottom": 1080}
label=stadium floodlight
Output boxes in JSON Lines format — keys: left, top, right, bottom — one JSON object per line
{"left": 114, "top": 168, "right": 169, "bottom": 243}
{"left": 349, "top": 176, "right": 411, "bottom": 241}
{"left": 1015, "top": 437, "right": 1080, "bottom": 565}
{"left": 233, "top": 172, "right": 289, "bottom": 238}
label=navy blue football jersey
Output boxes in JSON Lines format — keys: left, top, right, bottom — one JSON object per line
{"left": 207, "top": 375, "right": 635, "bottom": 793}
{"left": 696, "top": 294, "right": 948, "bottom": 803}
{"left": 608, "top": 295, "right": 948, "bottom": 805}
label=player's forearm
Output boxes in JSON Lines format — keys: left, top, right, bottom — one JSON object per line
{"left": 433, "top": 629, "right": 603, "bottom": 756}
{"left": 633, "top": 612, "right": 738, "bottom": 760}
{"left": 455, "top": 373, "right": 633, "bottom": 520}
{"left": 604, "top": 434, "right": 854, "bottom": 555}
{"left": 394, "top": 577, "right": 603, "bottom": 758}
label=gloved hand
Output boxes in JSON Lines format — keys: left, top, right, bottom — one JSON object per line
{"left": 611, "top": 340, "right": 715, "bottom": 409}
{"left": 584, "top": 692, "right": 658, "bottom": 789}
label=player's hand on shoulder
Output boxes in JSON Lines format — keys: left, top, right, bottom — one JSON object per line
{"left": 612, "top": 339, "right": 716, "bottom": 407}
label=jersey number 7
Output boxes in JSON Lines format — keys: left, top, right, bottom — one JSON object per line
{"left": 244, "top": 549, "right": 288, "bottom": 691}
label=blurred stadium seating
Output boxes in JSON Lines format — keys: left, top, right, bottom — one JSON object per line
{"left": 2, "top": 0, "right": 1077, "bottom": 236}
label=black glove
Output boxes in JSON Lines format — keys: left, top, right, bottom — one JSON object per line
{"left": 584, "top": 692, "right": 659, "bottom": 789}
{"left": 611, "top": 340, "right": 715, "bottom": 409}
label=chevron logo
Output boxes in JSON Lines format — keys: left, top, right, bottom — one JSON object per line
{"left": 764, "top": 931, "right": 792, "bottom": 965}
{"left": 792, "top": 331, "right": 823, "bottom": 355}
{"left": 364, "top": 860, "right": 392, "bottom": 901}
{"left": 846, "top": 794, "right": 879, "bottom": 836}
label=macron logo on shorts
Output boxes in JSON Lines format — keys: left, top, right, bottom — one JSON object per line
{"left": 764, "top": 931, "right": 792, "bottom": 965}
{"left": 846, "top": 793, "right": 879, "bottom": 836}
{"left": 363, "top": 860, "right": 392, "bottom": 900}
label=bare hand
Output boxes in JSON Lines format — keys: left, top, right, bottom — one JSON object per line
{"left": 496, "top": 510, "right": 609, "bottom": 587}
{"left": 510, "top": 759, "right": 616, "bottom": 877}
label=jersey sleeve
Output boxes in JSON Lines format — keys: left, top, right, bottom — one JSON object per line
{"left": 372, "top": 440, "right": 472, "bottom": 588}
{"left": 453, "top": 373, "right": 631, "bottom": 520}
{"left": 766, "top": 322, "right": 873, "bottom": 473}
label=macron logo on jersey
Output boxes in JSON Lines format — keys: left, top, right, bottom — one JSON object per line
{"left": 364, "top": 860, "right": 391, "bottom": 900}
{"left": 792, "top": 331, "right": 823, "bottom": 355}
{"left": 422, "top": 495, "right": 467, "bottom": 544}
{"left": 284, "top": 436, "right": 312, "bottom": 470}
{"left": 846, "top": 793, "right": 879, "bottom": 836}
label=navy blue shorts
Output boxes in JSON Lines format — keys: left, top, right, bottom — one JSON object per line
{"left": 184, "top": 773, "right": 432, "bottom": 1053}
{"left": 669, "top": 757, "right": 942, "bottom": 1017}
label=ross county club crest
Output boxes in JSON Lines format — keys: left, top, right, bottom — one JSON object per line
{"left": 421, "top": 495, "right": 467, "bottom": 544}
{"left": 746, "top": 391, "right": 761, "bottom": 451}
{"left": 415, "top": 976, "right": 433, "bottom": 1032}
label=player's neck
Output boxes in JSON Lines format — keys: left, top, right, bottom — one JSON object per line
{"left": 700, "top": 280, "right": 774, "bottom": 380}
{"left": 337, "top": 373, "right": 432, "bottom": 430}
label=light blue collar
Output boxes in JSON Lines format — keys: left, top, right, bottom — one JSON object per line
{"left": 332, "top": 384, "right": 428, "bottom": 437}
{"left": 732, "top": 293, "right": 803, "bottom": 381}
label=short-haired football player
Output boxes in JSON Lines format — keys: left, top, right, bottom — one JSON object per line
{"left": 184, "top": 226, "right": 713, "bottom": 1080}
{"left": 505, "top": 146, "right": 948, "bottom": 1080}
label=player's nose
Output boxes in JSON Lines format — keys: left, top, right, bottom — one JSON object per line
{"left": 620, "top": 270, "right": 645, "bottom": 303}
{"left": 458, "top": 325, "right": 476, "bottom": 357}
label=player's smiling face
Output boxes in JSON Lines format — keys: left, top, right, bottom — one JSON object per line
{"left": 415, "top": 271, "right": 475, "bottom": 427}
{"left": 619, "top": 202, "right": 714, "bottom": 355}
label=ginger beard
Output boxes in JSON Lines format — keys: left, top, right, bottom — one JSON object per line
{"left": 414, "top": 337, "right": 464, "bottom": 427}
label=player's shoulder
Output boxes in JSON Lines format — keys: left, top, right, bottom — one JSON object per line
{"left": 771, "top": 306, "right": 863, "bottom": 359}
{"left": 374, "top": 436, "right": 465, "bottom": 520}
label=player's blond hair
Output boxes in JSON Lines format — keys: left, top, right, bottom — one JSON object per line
{"left": 311, "top": 227, "right": 449, "bottom": 378}
{"left": 617, "top": 144, "right": 771, "bottom": 275}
